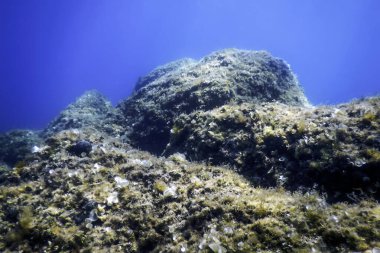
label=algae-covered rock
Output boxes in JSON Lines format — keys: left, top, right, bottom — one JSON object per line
{"left": 68, "top": 140, "right": 93, "bottom": 157}
{"left": 165, "top": 97, "right": 380, "bottom": 200}
{"left": 0, "top": 48, "right": 379, "bottom": 252}
{"left": 0, "top": 129, "right": 379, "bottom": 252}
{"left": 0, "top": 130, "right": 42, "bottom": 167}
{"left": 42, "top": 90, "right": 123, "bottom": 137}
{"left": 134, "top": 58, "right": 197, "bottom": 91}
{"left": 118, "top": 49, "right": 309, "bottom": 154}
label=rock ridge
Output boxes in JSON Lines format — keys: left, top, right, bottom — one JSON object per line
{"left": 118, "top": 48, "right": 309, "bottom": 154}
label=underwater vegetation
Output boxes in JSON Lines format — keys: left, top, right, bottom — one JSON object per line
{"left": 118, "top": 49, "right": 309, "bottom": 154}
{"left": 165, "top": 98, "right": 380, "bottom": 201}
{"left": 0, "top": 49, "right": 379, "bottom": 252}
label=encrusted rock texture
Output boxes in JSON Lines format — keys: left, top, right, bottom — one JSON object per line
{"left": 0, "top": 130, "right": 42, "bottom": 167}
{"left": 42, "top": 90, "right": 124, "bottom": 138}
{"left": 118, "top": 49, "right": 309, "bottom": 153}
{"left": 0, "top": 49, "right": 379, "bottom": 252}
{"left": 165, "top": 98, "right": 380, "bottom": 201}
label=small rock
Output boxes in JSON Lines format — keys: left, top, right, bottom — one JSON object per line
{"left": 68, "top": 140, "right": 92, "bottom": 156}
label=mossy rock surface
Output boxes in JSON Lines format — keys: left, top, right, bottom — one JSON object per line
{"left": 118, "top": 49, "right": 309, "bottom": 154}
{"left": 165, "top": 97, "right": 380, "bottom": 200}
{"left": 1, "top": 49, "right": 379, "bottom": 252}
{"left": 0, "top": 129, "right": 379, "bottom": 252}
{"left": 41, "top": 90, "right": 124, "bottom": 138}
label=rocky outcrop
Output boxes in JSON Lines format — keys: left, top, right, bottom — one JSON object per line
{"left": 42, "top": 90, "right": 123, "bottom": 137}
{"left": 0, "top": 91, "right": 123, "bottom": 167}
{"left": 0, "top": 49, "right": 379, "bottom": 252}
{"left": 164, "top": 97, "right": 380, "bottom": 201}
{"left": 117, "top": 49, "right": 380, "bottom": 200}
{"left": 134, "top": 58, "right": 196, "bottom": 91}
{"left": 0, "top": 130, "right": 42, "bottom": 167}
{"left": 118, "top": 49, "right": 309, "bottom": 154}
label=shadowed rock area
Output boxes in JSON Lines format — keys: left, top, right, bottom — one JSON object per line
{"left": 0, "top": 130, "right": 42, "bottom": 167}
{"left": 0, "top": 49, "right": 379, "bottom": 252}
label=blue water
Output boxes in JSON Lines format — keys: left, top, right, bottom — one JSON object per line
{"left": 1, "top": 0, "right": 379, "bottom": 132}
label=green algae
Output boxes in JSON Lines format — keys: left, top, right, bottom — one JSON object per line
{"left": 19, "top": 206, "right": 35, "bottom": 230}
{"left": 0, "top": 60, "right": 378, "bottom": 252}
{"left": 165, "top": 97, "right": 380, "bottom": 200}
{"left": 0, "top": 131, "right": 379, "bottom": 252}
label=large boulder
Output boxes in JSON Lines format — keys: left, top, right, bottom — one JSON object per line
{"left": 118, "top": 49, "right": 309, "bottom": 154}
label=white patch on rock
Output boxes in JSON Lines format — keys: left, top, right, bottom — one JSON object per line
{"left": 114, "top": 176, "right": 129, "bottom": 188}
{"left": 32, "top": 146, "right": 41, "bottom": 153}
{"left": 106, "top": 191, "right": 119, "bottom": 205}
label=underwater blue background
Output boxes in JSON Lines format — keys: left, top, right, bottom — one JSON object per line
{"left": 0, "top": 0, "right": 379, "bottom": 132}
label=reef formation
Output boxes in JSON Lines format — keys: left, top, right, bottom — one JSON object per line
{"left": 0, "top": 49, "right": 379, "bottom": 252}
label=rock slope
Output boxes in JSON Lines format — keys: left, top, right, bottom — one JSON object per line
{"left": 0, "top": 129, "right": 379, "bottom": 252}
{"left": 0, "top": 49, "right": 379, "bottom": 252}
